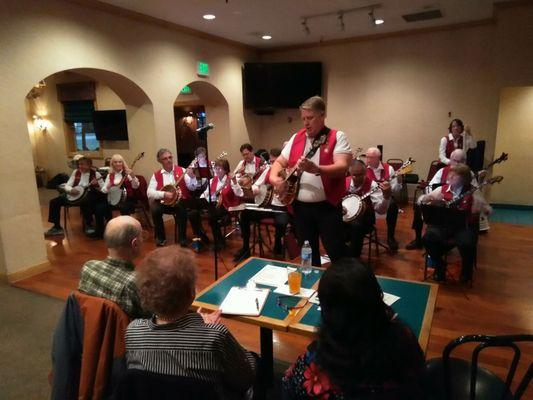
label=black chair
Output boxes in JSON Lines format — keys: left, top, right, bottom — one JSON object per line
{"left": 114, "top": 369, "right": 220, "bottom": 400}
{"left": 413, "top": 160, "right": 444, "bottom": 203}
{"left": 424, "top": 334, "right": 533, "bottom": 400}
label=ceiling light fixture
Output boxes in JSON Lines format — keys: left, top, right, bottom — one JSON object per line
{"left": 301, "top": 18, "right": 310, "bottom": 35}
{"left": 261, "top": 35, "right": 272, "bottom": 40}
{"left": 203, "top": 14, "right": 216, "bottom": 20}
{"left": 369, "top": 9, "right": 384, "bottom": 26}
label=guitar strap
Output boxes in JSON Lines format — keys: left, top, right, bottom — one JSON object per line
{"left": 303, "top": 129, "right": 329, "bottom": 160}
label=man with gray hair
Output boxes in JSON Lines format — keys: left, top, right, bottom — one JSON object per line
{"left": 78, "top": 215, "right": 146, "bottom": 318}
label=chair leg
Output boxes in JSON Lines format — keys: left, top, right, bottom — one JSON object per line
{"left": 63, "top": 207, "right": 68, "bottom": 236}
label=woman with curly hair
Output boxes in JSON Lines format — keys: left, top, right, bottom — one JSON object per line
{"left": 125, "top": 246, "right": 256, "bottom": 398}
{"left": 282, "top": 258, "right": 425, "bottom": 399}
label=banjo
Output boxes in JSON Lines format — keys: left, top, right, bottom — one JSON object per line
{"left": 107, "top": 152, "right": 145, "bottom": 206}
{"left": 342, "top": 158, "right": 415, "bottom": 223}
{"left": 254, "top": 184, "right": 274, "bottom": 208}
{"left": 60, "top": 167, "right": 104, "bottom": 205}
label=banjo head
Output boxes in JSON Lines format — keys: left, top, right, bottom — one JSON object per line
{"left": 342, "top": 194, "right": 363, "bottom": 222}
{"left": 107, "top": 186, "right": 126, "bottom": 206}
{"left": 66, "top": 185, "right": 86, "bottom": 203}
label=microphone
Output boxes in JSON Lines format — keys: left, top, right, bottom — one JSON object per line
{"left": 196, "top": 123, "right": 215, "bottom": 133}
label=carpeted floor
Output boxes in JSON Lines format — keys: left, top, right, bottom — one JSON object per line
{"left": 0, "top": 281, "right": 64, "bottom": 400}
{"left": 490, "top": 207, "right": 533, "bottom": 225}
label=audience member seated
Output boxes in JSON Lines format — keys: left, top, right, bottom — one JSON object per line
{"left": 78, "top": 215, "right": 147, "bottom": 318}
{"left": 282, "top": 258, "right": 425, "bottom": 399}
{"left": 125, "top": 246, "right": 257, "bottom": 399}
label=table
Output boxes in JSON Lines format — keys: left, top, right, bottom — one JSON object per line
{"left": 193, "top": 257, "right": 438, "bottom": 382}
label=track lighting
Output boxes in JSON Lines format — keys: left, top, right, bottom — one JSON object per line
{"left": 301, "top": 18, "right": 310, "bottom": 35}
{"left": 369, "top": 9, "right": 384, "bottom": 26}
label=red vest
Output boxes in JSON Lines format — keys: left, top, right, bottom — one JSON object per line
{"left": 73, "top": 169, "right": 96, "bottom": 187}
{"left": 366, "top": 162, "right": 391, "bottom": 183}
{"left": 287, "top": 128, "right": 345, "bottom": 206}
{"left": 440, "top": 166, "right": 451, "bottom": 184}
{"left": 441, "top": 184, "right": 474, "bottom": 214}
{"left": 154, "top": 166, "right": 190, "bottom": 200}
{"left": 210, "top": 176, "right": 240, "bottom": 209}
{"left": 109, "top": 171, "right": 134, "bottom": 198}
{"left": 444, "top": 135, "right": 463, "bottom": 159}
{"left": 345, "top": 176, "right": 372, "bottom": 196}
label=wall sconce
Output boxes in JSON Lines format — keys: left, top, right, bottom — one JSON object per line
{"left": 33, "top": 115, "right": 48, "bottom": 132}
{"left": 185, "top": 112, "right": 194, "bottom": 125}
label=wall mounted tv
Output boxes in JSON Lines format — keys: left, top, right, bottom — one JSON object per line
{"left": 242, "top": 62, "right": 322, "bottom": 110}
{"left": 93, "top": 109, "right": 129, "bottom": 141}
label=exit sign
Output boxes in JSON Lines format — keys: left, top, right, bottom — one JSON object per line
{"left": 197, "top": 61, "right": 209, "bottom": 77}
{"left": 180, "top": 85, "right": 191, "bottom": 94}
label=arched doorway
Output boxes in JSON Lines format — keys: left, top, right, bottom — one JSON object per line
{"left": 173, "top": 81, "right": 230, "bottom": 167}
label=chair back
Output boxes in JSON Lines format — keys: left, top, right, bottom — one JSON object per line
{"left": 115, "top": 368, "right": 219, "bottom": 399}
{"left": 442, "top": 334, "right": 533, "bottom": 400}
{"left": 427, "top": 160, "right": 444, "bottom": 182}
{"left": 134, "top": 174, "right": 150, "bottom": 209}
{"left": 386, "top": 158, "right": 404, "bottom": 171}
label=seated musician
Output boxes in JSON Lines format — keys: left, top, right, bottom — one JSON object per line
{"left": 147, "top": 148, "right": 208, "bottom": 247}
{"left": 92, "top": 154, "right": 140, "bottom": 238}
{"left": 235, "top": 143, "right": 265, "bottom": 200}
{"left": 44, "top": 155, "right": 104, "bottom": 237}
{"left": 233, "top": 148, "right": 289, "bottom": 262}
{"left": 188, "top": 146, "right": 211, "bottom": 196}
{"left": 439, "top": 118, "right": 476, "bottom": 165}
{"left": 344, "top": 159, "right": 390, "bottom": 258}
{"left": 199, "top": 159, "right": 241, "bottom": 250}
{"left": 407, "top": 149, "right": 478, "bottom": 250}
{"left": 418, "top": 164, "right": 490, "bottom": 282}
{"left": 365, "top": 147, "right": 401, "bottom": 251}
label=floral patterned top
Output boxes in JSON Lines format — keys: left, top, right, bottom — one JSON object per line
{"left": 282, "top": 324, "right": 425, "bottom": 400}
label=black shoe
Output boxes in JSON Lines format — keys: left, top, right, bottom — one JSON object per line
{"left": 433, "top": 265, "right": 445, "bottom": 282}
{"left": 44, "top": 226, "right": 64, "bottom": 237}
{"left": 87, "top": 231, "right": 103, "bottom": 240}
{"left": 156, "top": 238, "right": 167, "bottom": 247}
{"left": 460, "top": 274, "right": 472, "bottom": 284}
{"left": 179, "top": 240, "right": 187, "bottom": 248}
{"left": 233, "top": 247, "right": 250, "bottom": 262}
{"left": 387, "top": 237, "right": 399, "bottom": 251}
{"left": 405, "top": 239, "right": 423, "bottom": 250}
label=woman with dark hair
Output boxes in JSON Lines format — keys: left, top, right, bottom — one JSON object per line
{"left": 282, "top": 258, "right": 425, "bottom": 399}
{"left": 439, "top": 118, "right": 475, "bottom": 165}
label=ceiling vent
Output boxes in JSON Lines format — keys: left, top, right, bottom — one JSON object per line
{"left": 402, "top": 9, "right": 443, "bottom": 22}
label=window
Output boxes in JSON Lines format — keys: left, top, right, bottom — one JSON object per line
{"left": 62, "top": 100, "right": 102, "bottom": 156}
{"left": 72, "top": 122, "right": 99, "bottom": 151}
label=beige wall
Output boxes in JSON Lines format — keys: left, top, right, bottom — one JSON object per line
{"left": 491, "top": 86, "right": 533, "bottom": 206}
{"left": 0, "top": 0, "right": 257, "bottom": 276}
{"left": 256, "top": 5, "right": 533, "bottom": 191}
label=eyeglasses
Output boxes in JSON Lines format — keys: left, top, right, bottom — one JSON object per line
{"left": 276, "top": 291, "right": 315, "bottom": 314}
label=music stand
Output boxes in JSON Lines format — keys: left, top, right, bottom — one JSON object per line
{"left": 421, "top": 204, "right": 468, "bottom": 230}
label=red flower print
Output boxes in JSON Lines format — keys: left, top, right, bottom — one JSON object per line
{"left": 303, "top": 362, "right": 331, "bottom": 399}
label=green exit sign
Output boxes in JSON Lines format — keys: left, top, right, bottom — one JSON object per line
{"left": 180, "top": 85, "right": 191, "bottom": 94}
{"left": 197, "top": 61, "right": 209, "bottom": 77}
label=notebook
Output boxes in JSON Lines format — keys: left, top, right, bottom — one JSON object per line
{"left": 248, "top": 264, "right": 288, "bottom": 287}
{"left": 219, "top": 287, "right": 270, "bottom": 316}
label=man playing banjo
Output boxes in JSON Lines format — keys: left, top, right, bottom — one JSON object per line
{"left": 343, "top": 159, "right": 391, "bottom": 258}
{"left": 44, "top": 155, "right": 105, "bottom": 237}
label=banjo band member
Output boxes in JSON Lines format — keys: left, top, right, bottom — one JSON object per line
{"left": 270, "top": 96, "right": 352, "bottom": 266}
{"left": 439, "top": 119, "right": 475, "bottom": 165}
{"left": 147, "top": 149, "right": 208, "bottom": 247}
{"left": 233, "top": 148, "right": 289, "bottom": 262}
{"left": 45, "top": 155, "right": 104, "bottom": 237}
{"left": 344, "top": 159, "right": 390, "bottom": 258}
{"left": 419, "top": 164, "right": 490, "bottom": 282}
{"left": 365, "top": 147, "right": 401, "bottom": 251}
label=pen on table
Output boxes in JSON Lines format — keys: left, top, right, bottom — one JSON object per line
{"left": 255, "top": 297, "right": 260, "bottom": 311}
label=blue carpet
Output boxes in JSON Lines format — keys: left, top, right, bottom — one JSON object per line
{"left": 490, "top": 208, "right": 533, "bottom": 225}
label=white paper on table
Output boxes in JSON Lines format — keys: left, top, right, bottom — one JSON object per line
{"left": 309, "top": 292, "right": 320, "bottom": 305}
{"left": 320, "top": 255, "right": 330, "bottom": 265}
{"left": 248, "top": 264, "right": 288, "bottom": 287}
{"left": 273, "top": 285, "right": 316, "bottom": 299}
{"left": 219, "top": 287, "right": 270, "bottom": 316}
{"left": 383, "top": 292, "right": 400, "bottom": 306}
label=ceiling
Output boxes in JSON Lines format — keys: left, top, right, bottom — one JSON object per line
{"left": 99, "top": 0, "right": 509, "bottom": 49}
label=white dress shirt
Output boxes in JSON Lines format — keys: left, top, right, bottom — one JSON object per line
{"left": 200, "top": 175, "right": 241, "bottom": 203}
{"left": 430, "top": 167, "right": 479, "bottom": 188}
{"left": 280, "top": 130, "right": 352, "bottom": 202}
{"left": 439, "top": 133, "right": 476, "bottom": 165}
{"left": 65, "top": 169, "right": 104, "bottom": 193}
{"left": 347, "top": 179, "right": 389, "bottom": 215}
{"left": 419, "top": 184, "right": 489, "bottom": 214}
{"left": 147, "top": 167, "right": 196, "bottom": 201}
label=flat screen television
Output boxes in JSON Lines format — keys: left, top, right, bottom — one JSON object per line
{"left": 93, "top": 109, "right": 128, "bottom": 141}
{"left": 243, "top": 62, "right": 322, "bottom": 110}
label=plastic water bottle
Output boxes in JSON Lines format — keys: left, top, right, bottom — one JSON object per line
{"left": 301, "top": 240, "right": 312, "bottom": 275}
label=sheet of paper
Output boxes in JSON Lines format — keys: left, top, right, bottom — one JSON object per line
{"left": 219, "top": 287, "right": 270, "bottom": 316}
{"left": 249, "top": 264, "right": 288, "bottom": 287}
{"left": 320, "top": 254, "right": 330, "bottom": 265}
{"left": 309, "top": 292, "right": 320, "bottom": 305}
{"left": 383, "top": 292, "right": 400, "bottom": 306}
{"left": 273, "top": 285, "right": 316, "bottom": 299}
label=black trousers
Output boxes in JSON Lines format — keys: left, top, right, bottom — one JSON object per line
{"left": 344, "top": 220, "right": 372, "bottom": 258}
{"left": 205, "top": 204, "right": 227, "bottom": 244}
{"left": 94, "top": 197, "right": 137, "bottom": 236}
{"left": 292, "top": 201, "right": 346, "bottom": 266}
{"left": 386, "top": 197, "right": 398, "bottom": 239}
{"left": 151, "top": 200, "right": 203, "bottom": 243}
{"left": 240, "top": 206, "right": 289, "bottom": 253}
{"left": 411, "top": 203, "right": 424, "bottom": 241}
{"left": 48, "top": 191, "right": 103, "bottom": 228}
{"left": 422, "top": 225, "right": 476, "bottom": 279}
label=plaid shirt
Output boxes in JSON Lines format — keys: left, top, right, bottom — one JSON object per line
{"left": 78, "top": 257, "right": 145, "bottom": 318}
